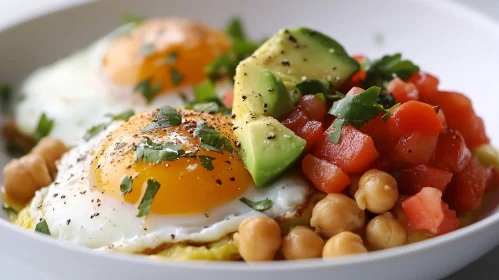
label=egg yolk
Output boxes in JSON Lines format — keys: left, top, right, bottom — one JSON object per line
{"left": 89, "top": 109, "right": 252, "bottom": 215}
{"left": 102, "top": 18, "right": 231, "bottom": 93}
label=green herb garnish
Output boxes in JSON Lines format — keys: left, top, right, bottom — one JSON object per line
{"left": 123, "top": 14, "right": 143, "bottom": 26}
{"left": 295, "top": 80, "right": 332, "bottom": 95}
{"left": 364, "top": 53, "right": 419, "bottom": 88}
{"left": 35, "top": 219, "right": 51, "bottom": 235}
{"left": 84, "top": 123, "right": 107, "bottom": 141}
{"left": 382, "top": 103, "right": 401, "bottom": 121}
{"left": 194, "top": 122, "right": 234, "bottom": 153}
{"left": 377, "top": 92, "right": 397, "bottom": 109}
{"left": 135, "top": 137, "right": 185, "bottom": 164}
{"left": 140, "top": 43, "right": 155, "bottom": 56}
{"left": 327, "top": 119, "right": 344, "bottom": 144}
{"left": 136, "top": 179, "right": 161, "bottom": 217}
{"left": 33, "top": 113, "right": 54, "bottom": 141}
{"left": 135, "top": 79, "right": 162, "bottom": 102}
{"left": 198, "top": 155, "right": 216, "bottom": 171}
{"left": 108, "top": 109, "right": 135, "bottom": 121}
{"left": 194, "top": 80, "right": 219, "bottom": 103}
{"left": 225, "top": 18, "right": 245, "bottom": 40}
{"left": 170, "top": 68, "right": 183, "bottom": 85}
{"left": 120, "top": 176, "right": 133, "bottom": 196}
{"left": 315, "top": 93, "right": 326, "bottom": 103}
{"left": 2, "top": 204, "right": 18, "bottom": 216}
{"left": 239, "top": 197, "right": 273, "bottom": 212}
{"left": 142, "top": 105, "right": 182, "bottom": 132}
{"left": 114, "top": 142, "right": 126, "bottom": 150}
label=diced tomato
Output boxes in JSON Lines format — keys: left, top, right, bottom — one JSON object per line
{"left": 360, "top": 115, "right": 393, "bottom": 152}
{"left": 408, "top": 72, "right": 439, "bottom": 101}
{"left": 346, "top": 87, "right": 365, "bottom": 96}
{"left": 223, "top": 90, "right": 234, "bottom": 108}
{"left": 387, "top": 101, "right": 444, "bottom": 139}
{"left": 460, "top": 116, "right": 489, "bottom": 150}
{"left": 352, "top": 54, "right": 366, "bottom": 63}
{"left": 444, "top": 158, "right": 492, "bottom": 211}
{"left": 437, "top": 109, "right": 447, "bottom": 128}
{"left": 281, "top": 108, "right": 310, "bottom": 132}
{"left": 395, "top": 132, "right": 438, "bottom": 164}
{"left": 296, "top": 121, "right": 324, "bottom": 152}
{"left": 350, "top": 71, "right": 366, "bottom": 84}
{"left": 398, "top": 164, "right": 453, "bottom": 195}
{"left": 302, "top": 154, "right": 351, "bottom": 193}
{"left": 313, "top": 125, "right": 379, "bottom": 173}
{"left": 486, "top": 168, "right": 499, "bottom": 192}
{"left": 432, "top": 129, "right": 472, "bottom": 173}
{"left": 297, "top": 95, "right": 326, "bottom": 122}
{"left": 387, "top": 78, "right": 419, "bottom": 103}
{"left": 402, "top": 187, "right": 459, "bottom": 236}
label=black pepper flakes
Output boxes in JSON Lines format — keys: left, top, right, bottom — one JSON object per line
{"left": 408, "top": 150, "right": 413, "bottom": 153}
{"left": 281, "top": 60, "right": 290, "bottom": 67}
{"left": 171, "top": 234, "right": 176, "bottom": 240}
{"left": 267, "top": 132, "right": 276, "bottom": 139}
{"left": 268, "top": 87, "right": 273, "bottom": 92}
{"left": 229, "top": 177, "right": 235, "bottom": 182}
{"left": 216, "top": 179, "right": 222, "bottom": 185}
{"left": 66, "top": 219, "right": 71, "bottom": 225}
{"left": 242, "top": 96, "right": 247, "bottom": 101}
{"left": 288, "top": 35, "right": 297, "bottom": 43}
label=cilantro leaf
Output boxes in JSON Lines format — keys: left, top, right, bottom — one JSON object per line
{"left": 364, "top": 53, "right": 419, "bottom": 88}
{"left": 315, "top": 93, "right": 326, "bottom": 102}
{"left": 120, "top": 176, "right": 133, "bottom": 196}
{"left": 123, "top": 14, "right": 143, "bottom": 25}
{"left": 328, "top": 86, "right": 385, "bottom": 128}
{"left": 5, "top": 140, "right": 28, "bottom": 158}
{"left": 232, "top": 39, "right": 259, "bottom": 54}
{"left": 194, "top": 80, "right": 219, "bottom": 103}
{"left": 226, "top": 18, "right": 245, "bottom": 40}
{"left": 239, "top": 197, "right": 273, "bottom": 212}
{"left": 190, "top": 102, "right": 220, "bottom": 114}
{"left": 108, "top": 109, "right": 135, "bottom": 121}
{"left": 382, "top": 103, "right": 401, "bottom": 121}
{"left": 324, "top": 92, "right": 345, "bottom": 101}
{"left": 33, "top": 113, "right": 54, "bottom": 141}
{"left": 194, "top": 122, "right": 234, "bottom": 153}
{"left": 140, "top": 43, "right": 155, "bottom": 56}
{"left": 84, "top": 123, "right": 107, "bottom": 141}
{"left": 136, "top": 179, "right": 161, "bottom": 217}
{"left": 135, "top": 79, "right": 162, "bottom": 102}
{"left": 170, "top": 68, "right": 183, "bottom": 85}
{"left": 198, "top": 155, "right": 216, "bottom": 170}
{"left": 142, "top": 106, "right": 182, "bottom": 132}
{"left": 135, "top": 137, "right": 184, "bottom": 163}
{"left": 205, "top": 54, "right": 236, "bottom": 81}
{"left": 35, "top": 219, "right": 51, "bottom": 235}
{"left": 296, "top": 80, "right": 332, "bottom": 95}
{"left": 0, "top": 84, "right": 12, "bottom": 111}
{"left": 114, "top": 142, "right": 126, "bottom": 150}
{"left": 2, "top": 204, "right": 18, "bottom": 216}
{"left": 327, "top": 119, "right": 344, "bottom": 144}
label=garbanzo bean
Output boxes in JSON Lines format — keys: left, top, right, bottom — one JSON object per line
{"left": 355, "top": 169, "right": 398, "bottom": 214}
{"left": 322, "top": 232, "right": 367, "bottom": 258}
{"left": 236, "top": 216, "right": 282, "bottom": 262}
{"left": 282, "top": 226, "right": 324, "bottom": 260}
{"left": 31, "top": 137, "right": 67, "bottom": 176}
{"left": 3, "top": 154, "right": 52, "bottom": 203}
{"left": 366, "top": 213, "right": 407, "bottom": 249}
{"left": 311, "top": 194, "right": 365, "bottom": 238}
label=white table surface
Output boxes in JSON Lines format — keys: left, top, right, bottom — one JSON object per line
{"left": 0, "top": 0, "right": 498, "bottom": 279}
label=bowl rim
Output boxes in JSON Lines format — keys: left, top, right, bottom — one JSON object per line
{"left": 1, "top": 0, "right": 499, "bottom": 271}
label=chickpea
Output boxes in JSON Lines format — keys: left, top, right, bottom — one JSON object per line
{"left": 236, "top": 216, "right": 282, "bottom": 262}
{"left": 366, "top": 213, "right": 407, "bottom": 249}
{"left": 3, "top": 154, "right": 52, "bottom": 203}
{"left": 322, "top": 232, "right": 367, "bottom": 258}
{"left": 311, "top": 194, "right": 365, "bottom": 238}
{"left": 31, "top": 137, "right": 67, "bottom": 176}
{"left": 282, "top": 226, "right": 324, "bottom": 260}
{"left": 355, "top": 169, "right": 398, "bottom": 214}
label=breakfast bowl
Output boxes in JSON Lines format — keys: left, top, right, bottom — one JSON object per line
{"left": 1, "top": 0, "right": 499, "bottom": 279}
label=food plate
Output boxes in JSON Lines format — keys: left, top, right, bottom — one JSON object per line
{"left": 0, "top": 0, "right": 499, "bottom": 279}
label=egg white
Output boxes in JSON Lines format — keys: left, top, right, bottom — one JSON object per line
{"left": 14, "top": 25, "right": 232, "bottom": 147}
{"left": 26, "top": 123, "right": 311, "bottom": 252}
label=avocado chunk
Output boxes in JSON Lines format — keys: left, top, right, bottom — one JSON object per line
{"left": 235, "top": 115, "right": 306, "bottom": 187}
{"left": 233, "top": 61, "right": 291, "bottom": 119}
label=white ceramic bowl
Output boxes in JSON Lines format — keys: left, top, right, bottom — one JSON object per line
{"left": 1, "top": 0, "right": 499, "bottom": 279}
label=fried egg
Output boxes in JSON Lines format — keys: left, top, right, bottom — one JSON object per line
{"left": 15, "top": 19, "right": 232, "bottom": 147}
{"left": 26, "top": 109, "right": 311, "bottom": 252}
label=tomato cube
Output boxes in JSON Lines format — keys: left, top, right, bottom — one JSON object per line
{"left": 398, "top": 164, "right": 453, "bottom": 195}
{"left": 302, "top": 154, "right": 351, "bottom": 193}
{"left": 387, "top": 77, "right": 419, "bottom": 103}
{"left": 297, "top": 95, "right": 326, "bottom": 122}
{"left": 281, "top": 108, "right": 310, "bottom": 132}
{"left": 432, "top": 129, "right": 472, "bottom": 173}
{"left": 486, "top": 168, "right": 499, "bottom": 193}
{"left": 445, "top": 158, "right": 492, "bottom": 211}
{"left": 402, "top": 187, "right": 459, "bottom": 236}
{"left": 395, "top": 132, "right": 438, "bottom": 164}
{"left": 408, "top": 72, "right": 439, "bottom": 101}
{"left": 388, "top": 101, "right": 444, "bottom": 139}
{"left": 346, "top": 87, "right": 365, "bottom": 96}
{"left": 296, "top": 121, "right": 324, "bottom": 152}
{"left": 313, "top": 125, "right": 379, "bottom": 173}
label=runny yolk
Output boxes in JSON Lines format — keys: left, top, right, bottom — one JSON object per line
{"left": 89, "top": 109, "right": 252, "bottom": 215}
{"left": 102, "top": 18, "right": 231, "bottom": 93}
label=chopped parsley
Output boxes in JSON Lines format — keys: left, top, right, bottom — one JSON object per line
{"left": 142, "top": 106, "right": 182, "bottom": 132}
{"left": 120, "top": 176, "right": 133, "bottom": 196}
{"left": 239, "top": 197, "right": 273, "bottom": 212}
{"left": 382, "top": 103, "right": 401, "bottom": 121}
{"left": 2, "top": 204, "right": 18, "bottom": 216}
{"left": 363, "top": 53, "right": 419, "bottom": 88}
{"left": 0, "top": 84, "right": 12, "bottom": 111}
{"left": 136, "top": 179, "right": 161, "bottom": 217}
{"left": 123, "top": 14, "right": 143, "bottom": 26}
{"left": 295, "top": 80, "right": 333, "bottom": 95}
{"left": 135, "top": 78, "right": 162, "bottom": 103}
{"left": 194, "top": 80, "right": 219, "bottom": 103}
{"left": 114, "top": 142, "right": 126, "bottom": 150}
{"left": 190, "top": 102, "right": 231, "bottom": 115}
{"left": 140, "top": 43, "right": 155, "bottom": 57}
{"left": 84, "top": 123, "right": 107, "bottom": 141}
{"left": 198, "top": 155, "right": 216, "bottom": 171}
{"left": 327, "top": 86, "right": 398, "bottom": 144}
{"left": 170, "top": 68, "right": 183, "bottom": 85}
{"left": 33, "top": 113, "right": 54, "bottom": 141}
{"left": 108, "top": 109, "right": 135, "bottom": 121}
{"left": 135, "top": 137, "right": 185, "bottom": 164}
{"left": 35, "top": 219, "right": 51, "bottom": 235}
{"left": 225, "top": 17, "right": 245, "bottom": 40}
{"left": 194, "top": 122, "right": 234, "bottom": 153}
